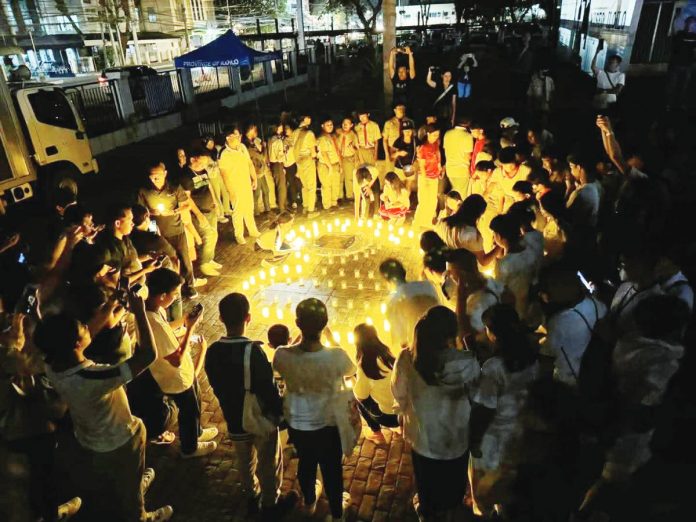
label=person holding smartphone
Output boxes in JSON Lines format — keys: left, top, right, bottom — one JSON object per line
{"left": 592, "top": 39, "right": 625, "bottom": 110}
{"left": 145, "top": 268, "right": 218, "bottom": 458}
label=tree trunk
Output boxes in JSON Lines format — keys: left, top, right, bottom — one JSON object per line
{"left": 382, "top": 0, "right": 396, "bottom": 110}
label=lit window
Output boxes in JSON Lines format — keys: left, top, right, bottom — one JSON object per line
{"left": 148, "top": 7, "right": 156, "bottom": 23}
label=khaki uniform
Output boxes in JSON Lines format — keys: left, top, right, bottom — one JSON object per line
{"left": 317, "top": 133, "right": 342, "bottom": 209}
{"left": 443, "top": 127, "right": 474, "bottom": 196}
{"left": 382, "top": 117, "right": 403, "bottom": 173}
{"left": 292, "top": 127, "right": 317, "bottom": 212}
{"left": 336, "top": 129, "right": 357, "bottom": 199}
{"left": 219, "top": 144, "right": 260, "bottom": 241}
{"left": 355, "top": 120, "right": 381, "bottom": 166}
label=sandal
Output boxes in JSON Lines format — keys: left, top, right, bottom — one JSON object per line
{"left": 150, "top": 431, "right": 176, "bottom": 445}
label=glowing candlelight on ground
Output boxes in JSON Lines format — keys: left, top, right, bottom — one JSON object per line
{"left": 334, "top": 218, "right": 340, "bottom": 226}
{"left": 366, "top": 316, "right": 373, "bottom": 325}
{"left": 358, "top": 219, "right": 364, "bottom": 227}
{"left": 303, "top": 254, "right": 310, "bottom": 262}
{"left": 259, "top": 271, "right": 266, "bottom": 280}
{"left": 368, "top": 270, "right": 374, "bottom": 279}
{"left": 321, "top": 267, "right": 328, "bottom": 275}
{"left": 347, "top": 331, "right": 355, "bottom": 344}
{"left": 348, "top": 299, "right": 354, "bottom": 309}
{"left": 354, "top": 269, "right": 360, "bottom": 278}
{"left": 383, "top": 319, "right": 391, "bottom": 332}
{"left": 295, "top": 265, "right": 302, "bottom": 274}
{"left": 269, "top": 267, "right": 277, "bottom": 277}
{"left": 407, "top": 230, "right": 414, "bottom": 239}
{"left": 282, "top": 264, "right": 290, "bottom": 274}
{"left": 249, "top": 276, "right": 256, "bottom": 285}
{"left": 367, "top": 220, "right": 373, "bottom": 228}
{"left": 398, "top": 227, "right": 405, "bottom": 236}
{"left": 358, "top": 282, "right": 364, "bottom": 290}
{"left": 340, "top": 257, "right": 346, "bottom": 265}
{"left": 262, "top": 307, "right": 270, "bottom": 318}
{"left": 341, "top": 281, "right": 347, "bottom": 289}
{"left": 299, "top": 225, "right": 306, "bottom": 232}
{"left": 394, "top": 237, "right": 401, "bottom": 245}
{"left": 388, "top": 224, "right": 394, "bottom": 232}
{"left": 242, "top": 281, "right": 249, "bottom": 290}
{"left": 328, "top": 257, "right": 334, "bottom": 265}
{"left": 339, "top": 268, "right": 345, "bottom": 277}
{"left": 276, "top": 308, "right": 284, "bottom": 320}
{"left": 374, "top": 230, "right": 380, "bottom": 237}
{"left": 376, "top": 222, "right": 383, "bottom": 230}
{"left": 380, "top": 303, "right": 387, "bottom": 314}
{"left": 327, "top": 224, "right": 333, "bottom": 233}
{"left": 375, "top": 283, "right": 381, "bottom": 291}
{"left": 333, "top": 331, "right": 341, "bottom": 343}
{"left": 328, "top": 280, "right": 334, "bottom": 288}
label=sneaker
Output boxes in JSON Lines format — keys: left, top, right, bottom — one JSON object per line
{"left": 193, "top": 277, "right": 208, "bottom": 287}
{"left": 261, "top": 490, "right": 299, "bottom": 521}
{"left": 198, "top": 426, "right": 218, "bottom": 442}
{"left": 301, "top": 479, "right": 323, "bottom": 515}
{"left": 365, "top": 430, "right": 387, "bottom": 445}
{"left": 342, "top": 491, "right": 352, "bottom": 510}
{"left": 57, "top": 496, "right": 81, "bottom": 520}
{"left": 209, "top": 260, "right": 223, "bottom": 269}
{"left": 145, "top": 505, "right": 174, "bottom": 521}
{"left": 181, "top": 441, "right": 217, "bottom": 458}
{"left": 199, "top": 263, "right": 221, "bottom": 277}
{"left": 141, "top": 468, "right": 156, "bottom": 495}
{"left": 236, "top": 236, "right": 247, "bottom": 245}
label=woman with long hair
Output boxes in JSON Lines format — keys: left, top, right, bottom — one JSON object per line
{"left": 468, "top": 303, "right": 540, "bottom": 517}
{"left": 352, "top": 324, "right": 398, "bottom": 445}
{"left": 378, "top": 172, "right": 410, "bottom": 223}
{"left": 255, "top": 211, "right": 295, "bottom": 267}
{"left": 392, "top": 306, "right": 480, "bottom": 520}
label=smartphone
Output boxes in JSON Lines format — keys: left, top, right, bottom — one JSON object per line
{"left": 17, "top": 252, "right": 26, "bottom": 265}
{"left": 191, "top": 334, "right": 202, "bottom": 343}
{"left": 15, "top": 284, "right": 39, "bottom": 316}
{"left": 190, "top": 303, "right": 204, "bottom": 318}
{"left": 148, "top": 219, "right": 159, "bottom": 233}
{"left": 577, "top": 271, "right": 594, "bottom": 293}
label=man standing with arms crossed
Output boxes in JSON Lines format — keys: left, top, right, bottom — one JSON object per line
{"left": 443, "top": 115, "right": 474, "bottom": 196}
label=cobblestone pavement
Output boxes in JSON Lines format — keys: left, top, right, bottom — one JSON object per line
{"left": 144, "top": 205, "right": 424, "bottom": 522}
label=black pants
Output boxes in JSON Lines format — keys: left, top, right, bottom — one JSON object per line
{"left": 126, "top": 369, "right": 176, "bottom": 439}
{"left": 357, "top": 396, "right": 399, "bottom": 432}
{"left": 286, "top": 164, "right": 301, "bottom": 207}
{"left": 288, "top": 426, "right": 344, "bottom": 518}
{"left": 168, "top": 379, "right": 202, "bottom": 454}
{"left": 7, "top": 433, "right": 59, "bottom": 521}
{"left": 164, "top": 231, "right": 194, "bottom": 291}
{"left": 411, "top": 449, "right": 468, "bottom": 516}
{"left": 271, "top": 162, "right": 287, "bottom": 210}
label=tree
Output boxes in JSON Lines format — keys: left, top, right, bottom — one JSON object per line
{"left": 382, "top": 0, "right": 396, "bottom": 109}
{"left": 327, "top": 0, "right": 383, "bottom": 45}
{"left": 453, "top": 0, "right": 476, "bottom": 31}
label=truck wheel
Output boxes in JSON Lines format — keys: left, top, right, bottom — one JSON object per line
{"left": 40, "top": 167, "right": 80, "bottom": 203}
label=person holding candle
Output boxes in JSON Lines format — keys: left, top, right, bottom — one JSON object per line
{"left": 378, "top": 172, "right": 410, "bottom": 223}
{"left": 273, "top": 299, "right": 355, "bottom": 522}
{"left": 353, "top": 323, "right": 399, "bottom": 445}
{"left": 256, "top": 212, "right": 296, "bottom": 268}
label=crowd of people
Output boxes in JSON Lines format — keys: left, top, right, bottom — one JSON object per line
{"left": 1, "top": 37, "right": 694, "bottom": 522}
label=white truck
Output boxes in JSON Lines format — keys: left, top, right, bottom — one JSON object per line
{"left": 0, "top": 73, "right": 98, "bottom": 212}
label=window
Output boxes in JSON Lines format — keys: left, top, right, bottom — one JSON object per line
{"left": 28, "top": 90, "right": 78, "bottom": 130}
{"left": 148, "top": 7, "right": 157, "bottom": 22}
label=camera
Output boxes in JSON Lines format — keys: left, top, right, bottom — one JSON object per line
{"left": 429, "top": 66, "right": 441, "bottom": 75}
{"left": 115, "top": 277, "right": 130, "bottom": 307}
{"left": 15, "top": 284, "right": 40, "bottom": 317}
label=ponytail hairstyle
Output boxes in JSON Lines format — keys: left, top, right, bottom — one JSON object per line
{"left": 482, "top": 304, "right": 538, "bottom": 372}
{"left": 269, "top": 211, "right": 294, "bottom": 230}
{"left": 413, "top": 306, "right": 458, "bottom": 385}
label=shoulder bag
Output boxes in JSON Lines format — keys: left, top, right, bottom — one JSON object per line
{"left": 242, "top": 342, "right": 278, "bottom": 437}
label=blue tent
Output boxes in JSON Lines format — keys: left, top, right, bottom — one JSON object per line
{"left": 174, "top": 30, "right": 280, "bottom": 68}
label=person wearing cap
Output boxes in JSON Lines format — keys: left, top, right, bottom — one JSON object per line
{"left": 382, "top": 104, "right": 411, "bottom": 175}
{"left": 494, "top": 147, "right": 531, "bottom": 213}
{"left": 391, "top": 119, "right": 417, "bottom": 190}
{"left": 316, "top": 116, "right": 342, "bottom": 210}
{"left": 443, "top": 115, "right": 474, "bottom": 196}
{"left": 219, "top": 125, "right": 261, "bottom": 245}
{"left": 292, "top": 114, "right": 318, "bottom": 216}
{"left": 336, "top": 117, "right": 358, "bottom": 201}
{"left": 354, "top": 111, "right": 381, "bottom": 166}
{"left": 499, "top": 117, "right": 519, "bottom": 148}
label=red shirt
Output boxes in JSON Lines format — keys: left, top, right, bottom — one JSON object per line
{"left": 471, "top": 139, "right": 486, "bottom": 175}
{"left": 418, "top": 141, "right": 441, "bottom": 179}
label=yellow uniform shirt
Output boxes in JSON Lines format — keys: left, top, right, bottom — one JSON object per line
{"left": 443, "top": 127, "right": 474, "bottom": 172}
{"left": 355, "top": 121, "right": 381, "bottom": 149}
{"left": 317, "top": 133, "right": 341, "bottom": 165}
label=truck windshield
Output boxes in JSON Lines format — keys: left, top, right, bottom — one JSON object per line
{"left": 28, "top": 90, "right": 78, "bottom": 130}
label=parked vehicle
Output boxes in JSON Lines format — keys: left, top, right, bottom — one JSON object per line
{"left": 0, "top": 73, "right": 97, "bottom": 210}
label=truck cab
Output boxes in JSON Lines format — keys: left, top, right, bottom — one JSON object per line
{"left": 0, "top": 75, "right": 97, "bottom": 211}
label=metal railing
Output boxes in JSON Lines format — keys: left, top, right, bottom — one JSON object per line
{"left": 65, "top": 79, "right": 124, "bottom": 137}
{"left": 191, "top": 66, "right": 233, "bottom": 99}
{"left": 296, "top": 50, "right": 309, "bottom": 75}
{"left": 271, "top": 51, "right": 293, "bottom": 82}
{"left": 132, "top": 70, "right": 183, "bottom": 119}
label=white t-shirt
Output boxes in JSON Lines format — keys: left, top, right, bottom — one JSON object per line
{"left": 466, "top": 279, "right": 505, "bottom": 334}
{"left": 46, "top": 360, "right": 139, "bottom": 452}
{"left": 661, "top": 272, "right": 694, "bottom": 312}
{"left": 610, "top": 282, "right": 663, "bottom": 337}
{"left": 387, "top": 281, "right": 441, "bottom": 349}
{"left": 567, "top": 182, "right": 601, "bottom": 227}
{"left": 542, "top": 296, "right": 607, "bottom": 386}
{"left": 495, "top": 246, "right": 539, "bottom": 321}
{"left": 273, "top": 345, "right": 356, "bottom": 430}
{"left": 596, "top": 69, "right": 626, "bottom": 104}
{"left": 147, "top": 309, "right": 195, "bottom": 394}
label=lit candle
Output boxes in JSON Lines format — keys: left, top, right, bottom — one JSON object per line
{"left": 334, "top": 218, "right": 340, "bottom": 226}
{"left": 328, "top": 280, "right": 334, "bottom": 288}
{"left": 305, "top": 230, "right": 312, "bottom": 239}
{"left": 261, "top": 307, "right": 270, "bottom": 318}
{"left": 269, "top": 267, "right": 277, "bottom": 277}
{"left": 358, "top": 282, "right": 364, "bottom": 290}
{"left": 276, "top": 308, "right": 284, "bottom": 320}
{"left": 321, "top": 267, "right": 328, "bottom": 275}
{"left": 353, "top": 254, "right": 359, "bottom": 261}
{"left": 388, "top": 224, "right": 394, "bottom": 232}
{"left": 328, "top": 257, "right": 333, "bottom": 265}
{"left": 295, "top": 265, "right": 302, "bottom": 274}
{"left": 366, "top": 316, "right": 373, "bottom": 326}
{"left": 376, "top": 222, "right": 383, "bottom": 230}
{"left": 374, "top": 230, "right": 380, "bottom": 238}
{"left": 368, "top": 270, "right": 374, "bottom": 279}
{"left": 347, "top": 331, "right": 355, "bottom": 344}
{"left": 348, "top": 299, "right": 354, "bottom": 309}
{"left": 303, "top": 254, "right": 310, "bottom": 262}
{"left": 327, "top": 224, "right": 333, "bottom": 233}
{"left": 339, "top": 268, "right": 345, "bottom": 277}
{"left": 383, "top": 319, "right": 391, "bottom": 332}
{"left": 375, "top": 283, "right": 381, "bottom": 291}
{"left": 333, "top": 331, "right": 341, "bottom": 343}
{"left": 340, "top": 257, "right": 346, "bottom": 265}
{"left": 294, "top": 251, "right": 301, "bottom": 259}
{"left": 341, "top": 281, "right": 347, "bottom": 289}
{"left": 282, "top": 264, "right": 290, "bottom": 274}
{"left": 156, "top": 203, "right": 165, "bottom": 213}
{"left": 380, "top": 303, "right": 387, "bottom": 315}
{"left": 394, "top": 237, "right": 401, "bottom": 245}
{"left": 367, "top": 220, "right": 373, "bottom": 228}
{"left": 407, "top": 230, "right": 414, "bottom": 239}
{"left": 249, "top": 276, "right": 256, "bottom": 286}
{"left": 259, "top": 270, "right": 266, "bottom": 280}
{"left": 358, "top": 219, "right": 364, "bottom": 227}
{"left": 242, "top": 281, "right": 249, "bottom": 291}
{"left": 354, "top": 269, "right": 360, "bottom": 278}
{"left": 398, "top": 227, "right": 405, "bottom": 236}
